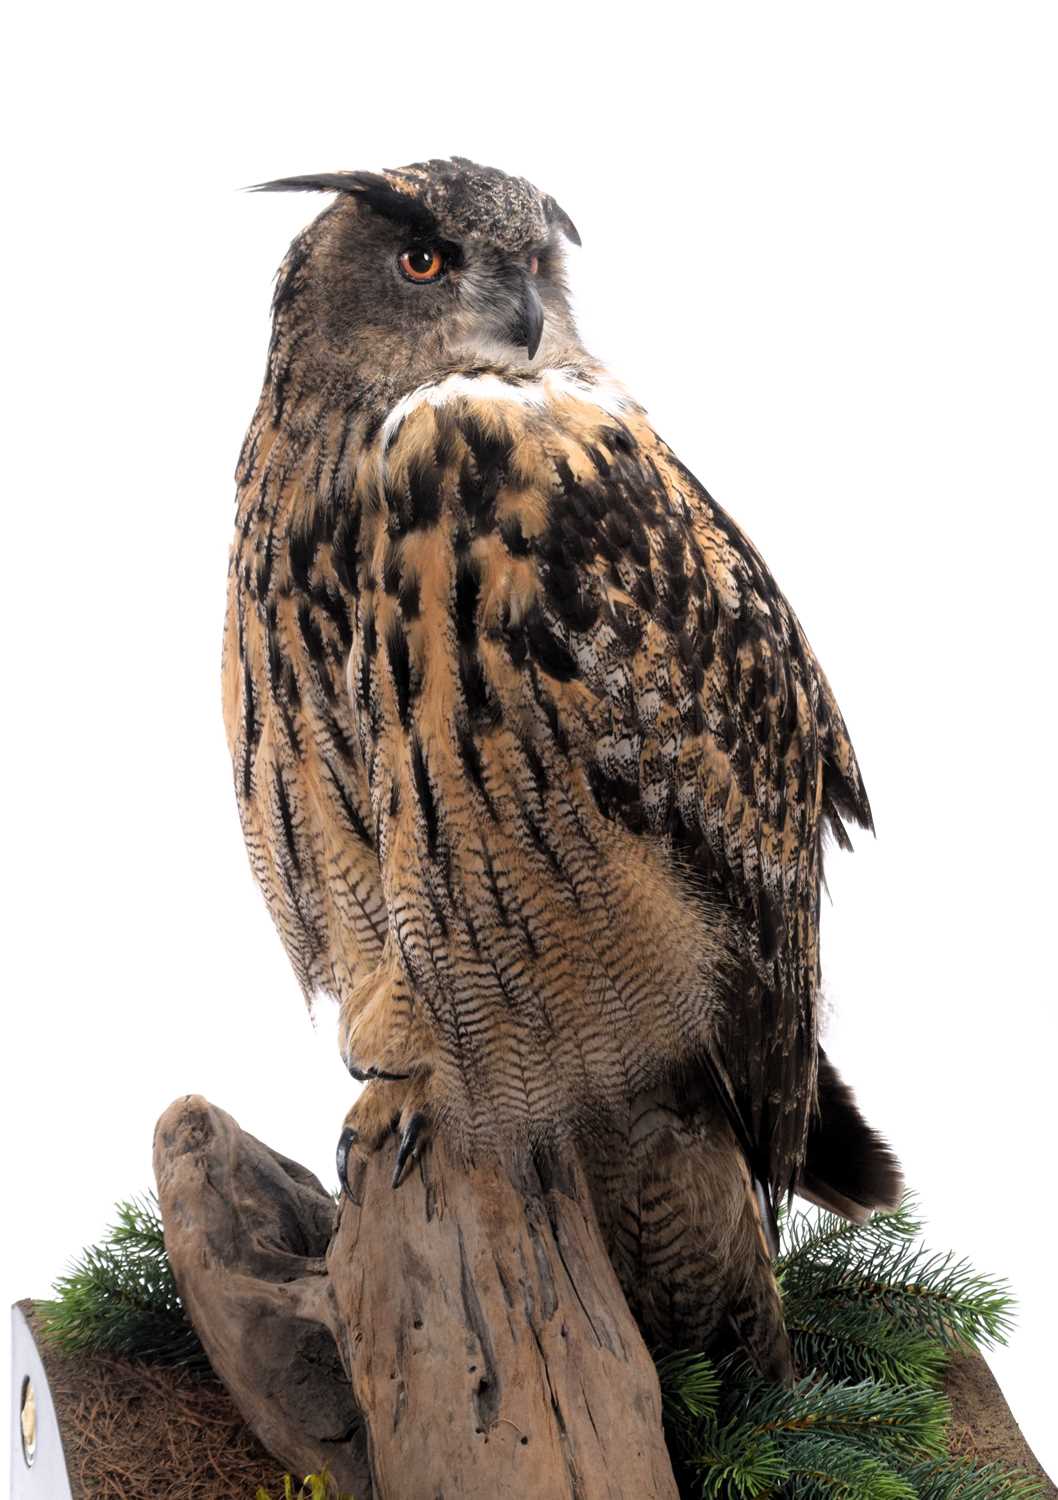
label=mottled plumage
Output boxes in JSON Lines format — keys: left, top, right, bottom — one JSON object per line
{"left": 223, "top": 158, "right": 901, "bottom": 1378}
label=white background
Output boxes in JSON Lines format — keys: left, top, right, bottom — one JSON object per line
{"left": 2, "top": 1, "right": 1055, "bottom": 1487}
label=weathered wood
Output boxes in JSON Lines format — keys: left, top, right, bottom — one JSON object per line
{"left": 154, "top": 1096, "right": 679, "bottom": 1499}
{"left": 330, "top": 1133, "right": 680, "bottom": 1500}
{"left": 153, "top": 1096, "right": 371, "bottom": 1497}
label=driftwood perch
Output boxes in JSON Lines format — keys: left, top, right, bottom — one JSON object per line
{"left": 153, "top": 1095, "right": 679, "bottom": 1499}
{"left": 152, "top": 1098, "right": 370, "bottom": 1496}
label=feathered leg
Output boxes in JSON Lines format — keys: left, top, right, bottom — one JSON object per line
{"left": 585, "top": 1083, "right": 792, "bottom": 1383}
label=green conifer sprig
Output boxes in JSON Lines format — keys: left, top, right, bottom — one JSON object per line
{"left": 775, "top": 1199, "right": 1014, "bottom": 1391}
{"left": 783, "top": 1302, "right": 950, "bottom": 1389}
{"left": 659, "top": 1349, "right": 724, "bottom": 1420}
{"left": 777, "top": 1434, "right": 918, "bottom": 1499}
{"left": 34, "top": 1191, "right": 1043, "bottom": 1498}
{"left": 658, "top": 1199, "right": 1040, "bottom": 1499}
{"left": 662, "top": 1362, "right": 1040, "bottom": 1500}
{"left": 778, "top": 1200, "right": 924, "bottom": 1268}
{"left": 719, "top": 1374, "right": 951, "bottom": 1461}
{"left": 902, "top": 1460, "right": 1045, "bottom": 1499}
{"left": 36, "top": 1192, "right": 207, "bottom": 1369}
{"left": 670, "top": 1371, "right": 951, "bottom": 1497}
{"left": 779, "top": 1204, "right": 1014, "bottom": 1359}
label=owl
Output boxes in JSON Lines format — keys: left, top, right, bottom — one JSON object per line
{"left": 223, "top": 158, "right": 901, "bottom": 1380}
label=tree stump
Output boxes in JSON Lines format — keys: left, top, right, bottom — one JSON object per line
{"left": 153, "top": 1095, "right": 679, "bottom": 1500}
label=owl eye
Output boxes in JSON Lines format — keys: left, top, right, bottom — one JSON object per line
{"left": 398, "top": 246, "right": 446, "bottom": 283}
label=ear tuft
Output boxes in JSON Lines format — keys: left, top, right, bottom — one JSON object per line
{"left": 248, "top": 173, "right": 438, "bottom": 236}
{"left": 248, "top": 173, "right": 362, "bottom": 195}
{"left": 545, "top": 196, "right": 582, "bottom": 247}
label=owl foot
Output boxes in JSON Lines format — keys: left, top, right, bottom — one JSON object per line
{"left": 392, "top": 1110, "right": 429, "bottom": 1188}
{"left": 337, "top": 958, "right": 427, "bottom": 1086}
{"left": 336, "top": 1075, "right": 433, "bottom": 1203}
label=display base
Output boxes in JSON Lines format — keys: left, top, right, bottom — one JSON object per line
{"left": 10, "top": 1302, "right": 281, "bottom": 1499}
{"left": 11, "top": 1300, "right": 1056, "bottom": 1499}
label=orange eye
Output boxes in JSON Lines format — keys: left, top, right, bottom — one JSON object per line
{"left": 399, "top": 246, "right": 446, "bottom": 283}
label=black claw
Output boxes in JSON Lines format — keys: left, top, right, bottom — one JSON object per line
{"left": 754, "top": 1175, "right": 780, "bottom": 1260}
{"left": 392, "top": 1112, "right": 428, "bottom": 1189}
{"left": 336, "top": 1126, "right": 359, "bottom": 1202}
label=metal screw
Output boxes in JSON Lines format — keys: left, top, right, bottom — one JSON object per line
{"left": 20, "top": 1376, "right": 37, "bottom": 1468}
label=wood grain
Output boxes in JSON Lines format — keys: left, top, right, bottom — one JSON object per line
{"left": 329, "top": 1132, "right": 679, "bottom": 1499}
{"left": 154, "top": 1095, "right": 679, "bottom": 1498}
{"left": 153, "top": 1095, "right": 371, "bottom": 1497}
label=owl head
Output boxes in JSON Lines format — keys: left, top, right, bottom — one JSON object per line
{"left": 256, "top": 157, "right": 584, "bottom": 414}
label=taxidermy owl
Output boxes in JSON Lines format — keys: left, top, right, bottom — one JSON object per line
{"left": 222, "top": 157, "right": 902, "bottom": 1380}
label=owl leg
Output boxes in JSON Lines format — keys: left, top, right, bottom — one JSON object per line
{"left": 336, "top": 1073, "right": 434, "bottom": 1200}
{"left": 337, "top": 954, "right": 429, "bottom": 1084}
{"left": 587, "top": 1086, "right": 793, "bottom": 1382}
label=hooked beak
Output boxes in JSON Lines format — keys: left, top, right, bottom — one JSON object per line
{"left": 512, "top": 275, "right": 545, "bottom": 361}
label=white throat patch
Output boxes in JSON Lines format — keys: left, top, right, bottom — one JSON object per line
{"left": 380, "top": 366, "right": 632, "bottom": 451}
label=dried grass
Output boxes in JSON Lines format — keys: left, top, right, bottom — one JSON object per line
{"left": 26, "top": 1303, "right": 280, "bottom": 1499}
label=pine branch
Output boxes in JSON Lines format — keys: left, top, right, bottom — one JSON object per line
{"left": 658, "top": 1198, "right": 1036, "bottom": 1499}
{"left": 780, "top": 1203, "right": 1015, "bottom": 1359}
{"left": 902, "top": 1458, "right": 1044, "bottom": 1499}
{"left": 777, "top": 1202, "right": 923, "bottom": 1279}
{"left": 663, "top": 1368, "right": 952, "bottom": 1499}
{"left": 658, "top": 1350, "right": 723, "bottom": 1420}
{"left": 777, "top": 1434, "right": 915, "bottom": 1498}
{"left": 687, "top": 1418, "right": 787, "bottom": 1498}
{"left": 786, "top": 1302, "right": 951, "bottom": 1387}
{"left": 36, "top": 1193, "right": 207, "bottom": 1369}
{"left": 721, "top": 1375, "right": 950, "bottom": 1462}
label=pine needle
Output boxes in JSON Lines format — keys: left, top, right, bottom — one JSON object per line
{"left": 781, "top": 1216, "right": 1015, "bottom": 1355}
{"left": 34, "top": 1188, "right": 1040, "bottom": 1500}
{"left": 36, "top": 1193, "right": 207, "bottom": 1369}
{"left": 778, "top": 1434, "right": 916, "bottom": 1499}
{"left": 903, "top": 1458, "right": 1044, "bottom": 1499}
{"left": 659, "top": 1350, "right": 723, "bottom": 1419}
{"left": 658, "top": 1196, "right": 1035, "bottom": 1500}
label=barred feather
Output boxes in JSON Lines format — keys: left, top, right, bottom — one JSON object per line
{"left": 223, "top": 157, "right": 894, "bottom": 1375}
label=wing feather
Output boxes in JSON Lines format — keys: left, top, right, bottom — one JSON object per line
{"left": 371, "top": 382, "right": 870, "bottom": 1198}
{"left": 503, "top": 401, "right": 872, "bottom": 1197}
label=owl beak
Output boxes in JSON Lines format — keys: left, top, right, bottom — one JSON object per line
{"left": 514, "top": 279, "right": 545, "bottom": 361}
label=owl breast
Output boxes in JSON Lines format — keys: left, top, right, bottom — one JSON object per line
{"left": 226, "top": 370, "right": 736, "bottom": 1141}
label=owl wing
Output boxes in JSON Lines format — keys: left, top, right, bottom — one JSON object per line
{"left": 371, "top": 383, "right": 871, "bottom": 1202}
{"left": 540, "top": 406, "right": 872, "bottom": 1202}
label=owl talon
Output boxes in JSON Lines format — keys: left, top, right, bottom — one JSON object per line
{"left": 336, "top": 1077, "right": 434, "bottom": 1198}
{"left": 392, "top": 1111, "right": 428, "bottom": 1189}
{"left": 336, "top": 1125, "right": 359, "bottom": 1203}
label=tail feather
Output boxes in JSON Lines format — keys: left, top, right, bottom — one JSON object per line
{"left": 798, "top": 1049, "right": 903, "bottom": 1221}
